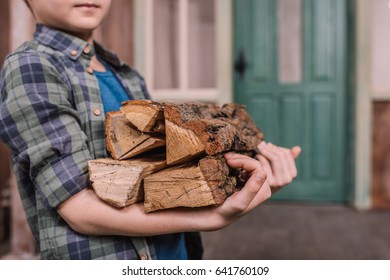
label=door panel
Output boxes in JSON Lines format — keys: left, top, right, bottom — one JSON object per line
{"left": 234, "top": 0, "right": 348, "bottom": 201}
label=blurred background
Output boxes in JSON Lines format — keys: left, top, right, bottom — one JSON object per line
{"left": 1, "top": 0, "right": 390, "bottom": 259}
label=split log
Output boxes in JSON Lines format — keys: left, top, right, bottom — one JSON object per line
{"left": 120, "top": 100, "right": 165, "bottom": 133}
{"left": 105, "top": 111, "right": 165, "bottom": 160}
{"left": 88, "top": 155, "right": 167, "bottom": 208}
{"left": 90, "top": 101, "right": 264, "bottom": 213}
{"left": 164, "top": 102, "right": 263, "bottom": 165}
{"left": 143, "top": 155, "right": 237, "bottom": 213}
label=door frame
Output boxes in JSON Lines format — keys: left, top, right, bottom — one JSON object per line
{"left": 352, "top": 0, "right": 372, "bottom": 210}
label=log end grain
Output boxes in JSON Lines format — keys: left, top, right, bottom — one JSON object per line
{"left": 105, "top": 111, "right": 149, "bottom": 160}
{"left": 143, "top": 155, "right": 236, "bottom": 212}
{"left": 88, "top": 156, "right": 167, "bottom": 208}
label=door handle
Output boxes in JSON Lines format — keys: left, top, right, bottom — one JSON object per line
{"left": 234, "top": 49, "right": 247, "bottom": 79}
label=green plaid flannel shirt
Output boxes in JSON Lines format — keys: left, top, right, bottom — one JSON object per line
{"left": 0, "top": 24, "right": 156, "bottom": 259}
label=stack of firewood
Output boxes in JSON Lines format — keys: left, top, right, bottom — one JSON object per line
{"left": 88, "top": 100, "right": 263, "bottom": 212}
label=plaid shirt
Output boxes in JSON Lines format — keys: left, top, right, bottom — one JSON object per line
{"left": 0, "top": 24, "right": 156, "bottom": 259}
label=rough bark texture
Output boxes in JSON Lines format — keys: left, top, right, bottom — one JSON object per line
{"left": 143, "top": 155, "right": 236, "bottom": 213}
{"left": 164, "top": 102, "right": 263, "bottom": 165}
{"left": 88, "top": 155, "right": 167, "bottom": 207}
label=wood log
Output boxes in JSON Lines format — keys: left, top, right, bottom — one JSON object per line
{"left": 88, "top": 155, "right": 167, "bottom": 208}
{"left": 143, "top": 155, "right": 237, "bottom": 213}
{"left": 90, "top": 101, "right": 263, "bottom": 213}
{"left": 120, "top": 100, "right": 165, "bottom": 133}
{"left": 105, "top": 111, "right": 165, "bottom": 160}
{"left": 164, "top": 102, "right": 263, "bottom": 165}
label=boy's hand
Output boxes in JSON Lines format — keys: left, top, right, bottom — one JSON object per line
{"left": 256, "top": 141, "right": 301, "bottom": 190}
{"left": 203, "top": 153, "right": 271, "bottom": 230}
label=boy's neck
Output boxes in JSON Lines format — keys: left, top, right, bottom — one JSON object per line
{"left": 67, "top": 30, "right": 94, "bottom": 44}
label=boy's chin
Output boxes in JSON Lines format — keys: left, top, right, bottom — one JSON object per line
{"left": 71, "top": 20, "right": 103, "bottom": 32}
{"left": 60, "top": 21, "right": 103, "bottom": 37}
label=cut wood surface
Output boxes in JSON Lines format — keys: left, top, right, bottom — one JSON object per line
{"left": 88, "top": 155, "right": 167, "bottom": 208}
{"left": 120, "top": 100, "right": 165, "bottom": 133}
{"left": 165, "top": 120, "right": 205, "bottom": 165}
{"left": 143, "top": 155, "right": 236, "bottom": 213}
{"left": 105, "top": 111, "right": 165, "bottom": 160}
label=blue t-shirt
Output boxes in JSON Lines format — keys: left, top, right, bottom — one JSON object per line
{"left": 94, "top": 67, "right": 131, "bottom": 113}
{"left": 95, "top": 65, "right": 188, "bottom": 260}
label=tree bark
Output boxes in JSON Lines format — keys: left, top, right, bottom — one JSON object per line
{"left": 164, "top": 102, "right": 263, "bottom": 165}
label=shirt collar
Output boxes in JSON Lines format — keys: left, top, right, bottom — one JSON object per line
{"left": 34, "top": 23, "right": 124, "bottom": 69}
{"left": 34, "top": 23, "right": 92, "bottom": 60}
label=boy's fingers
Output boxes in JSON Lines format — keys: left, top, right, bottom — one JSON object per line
{"left": 223, "top": 153, "right": 268, "bottom": 212}
{"left": 291, "top": 146, "right": 302, "bottom": 160}
{"left": 247, "top": 179, "right": 272, "bottom": 210}
{"left": 256, "top": 155, "right": 276, "bottom": 186}
{"left": 258, "top": 142, "right": 287, "bottom": 181}
{"left": 224, "top": 153, "right": 262, "bottom": 175}
{"left": 230, "top": 169, "right": 268, "bottom": 212}
{"left": 257, "top": 142, "right": 300, "bottom": 186}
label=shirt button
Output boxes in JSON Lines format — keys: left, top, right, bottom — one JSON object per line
{"left": 140, "top": 255, "right": 148, "bottom": 260}
{"left": 86, "top": 67, "right": 94, "bottom": 74}
{"left": 93, "top": 108, "right": 101, "bottom": 116}
{"left": 70, "top": 50, "right": 78, "bottom": 56}
{"left": 83, "top": 45, "right": 91, "bottom": 54}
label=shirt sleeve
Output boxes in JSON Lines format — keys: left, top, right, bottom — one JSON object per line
{"left": 0, "top": 52, "right": 93, "bottom": 208}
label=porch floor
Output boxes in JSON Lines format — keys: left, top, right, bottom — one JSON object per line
{"left": 201, "top": 202, "right": 390, "bottom": 260}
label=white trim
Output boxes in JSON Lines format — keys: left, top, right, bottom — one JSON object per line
{"left": 179, "top": 0, "right": 189, "bottom": 91}
{"left": 134, "top": 0, "right": 146, "bottom": 75}
{"left": 216, "top": 0, "right": 233, "bottom": 105}
{"left": 353, "top": 0, "right": 372, "bottom": 210}
{"left": 144, "top": 0, "right": 154, "bottom": 89}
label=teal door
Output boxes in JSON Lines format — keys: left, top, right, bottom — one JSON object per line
{"left": 234, "top": 0, "right": 348, "bottom": 201}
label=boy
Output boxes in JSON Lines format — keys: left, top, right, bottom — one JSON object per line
{"left": 0, "top": 0, "right": 300, "bottom": 259}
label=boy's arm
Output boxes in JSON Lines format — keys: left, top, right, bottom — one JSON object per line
{"left": 57, "top": 153, "right": 271, "bottom": 236}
